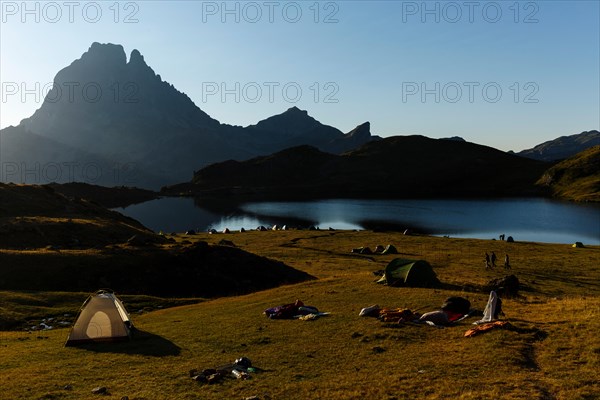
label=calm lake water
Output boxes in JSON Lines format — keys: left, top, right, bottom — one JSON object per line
{"left": 115, "top": 197, "right": 600, "bottom": 245}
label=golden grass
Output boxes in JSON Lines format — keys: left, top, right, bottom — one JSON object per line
{"left": 1, "top": 231, "right": 599, "bottom": 399}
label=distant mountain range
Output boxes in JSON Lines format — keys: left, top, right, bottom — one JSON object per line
{"left": 517, "top": 130, "right": 600, "bottom": 161}
{"left": 0, "top": 42, "right": 377, "bottom": 189}
{"left": 164, "top": 135, "right": 551, "bottom": 199}
{"left": 1, "top": 42, "right": 597, "bottom": 195}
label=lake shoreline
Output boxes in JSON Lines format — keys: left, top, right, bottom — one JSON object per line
{"left": 115, "top": 197, "right": 600, "bottom": 246}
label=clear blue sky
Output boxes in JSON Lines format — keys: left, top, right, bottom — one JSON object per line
{"left": 1, "top": 0, "right": 598, "bottom": 151}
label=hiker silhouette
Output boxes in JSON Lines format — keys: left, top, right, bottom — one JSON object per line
{"left": 504, "top": 254, "right": 511, "bottom": 269}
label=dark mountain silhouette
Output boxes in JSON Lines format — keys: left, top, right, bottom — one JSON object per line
{"left": 536, "top": 145, "right": 600, "bottom": 202}
{"left": 47, "top": 182, "right": 159, "bottom": 208}
{"left": 163, "top": 135, "right": 550, "bottom": 199}
{"left": 517, "top": 130, "right": 600, "bottom": 161}
{"left": 0, "top": 42, "right": 376, "bottom": 189}
{"left": 441, "top": 136, "right": 466, "bottom": 142}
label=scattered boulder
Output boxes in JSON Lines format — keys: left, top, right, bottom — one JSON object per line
{"left": 486, "top": 275, "right": 520, "bottom": 297}
{"left": 91, "top": 386, "right": 108, "bottom": 395}
{"left": 217, "top": 239, "right": 236, "bottom": 247}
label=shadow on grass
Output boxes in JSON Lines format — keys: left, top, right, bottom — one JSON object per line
{"left": 76, "top": 329, "right": 181, "bottom": 357}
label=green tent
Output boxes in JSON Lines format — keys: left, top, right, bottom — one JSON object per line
{"left": 377, "top": 259, "right": 438, "bottom": 287}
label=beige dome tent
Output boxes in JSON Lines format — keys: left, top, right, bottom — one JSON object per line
{"left": 65, "top": 290, "right": 133, "bottom": 346}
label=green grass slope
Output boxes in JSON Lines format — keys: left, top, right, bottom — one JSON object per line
{"left": 537, "top": 145, "right": 600, "bottom": 202}
{"left": 1, "top": 231, "right": 598, "bottom": 399}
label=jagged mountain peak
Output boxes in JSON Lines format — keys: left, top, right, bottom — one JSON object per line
{"left": 81, "top": 42, "right": 127, "bottom": 65}
{"left": 128, "top": 48, "right": 148, "bottom": 67}
{"left": 347, "top": 122, "right": 370, "bottom": 137}
{"left": 4, "top": 42, "right": 376, "bottom": 189}
{"left": 285, "top": 106, "right": 308, "bottom": 114}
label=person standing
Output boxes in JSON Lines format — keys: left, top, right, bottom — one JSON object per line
{"left": 504, "top": 254, "right": 511, "bottom": 269}
{"left": 485, "top": 252, "right": 491, "bottom": 269}
{"left": 491, "top": 252, "right": 497, "bottom": 268}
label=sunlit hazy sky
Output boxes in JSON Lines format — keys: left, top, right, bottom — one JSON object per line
{"left": 1, "top": 1, "right": 598, "bottom": 151}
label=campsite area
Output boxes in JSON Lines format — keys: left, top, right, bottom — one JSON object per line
{"left": 1, "top": 230, "right": 599, "bottom": 399}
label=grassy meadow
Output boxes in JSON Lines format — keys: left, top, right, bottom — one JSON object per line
{"left": 1, "top": 230, "right": 599, "bottom": 399}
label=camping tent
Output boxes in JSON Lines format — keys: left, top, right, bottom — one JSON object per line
{"left": 377, "top": 259, "right": 438, "bottom": 287}
{"left": 65, "top": 290, "right": 133, "bottom": 346}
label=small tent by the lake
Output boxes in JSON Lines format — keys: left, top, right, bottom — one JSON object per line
{"left": 65, "top": 290, "right": 133, "bottom": 346}
{"left": 377, "top": 259, "right": 438, "bottom": 287}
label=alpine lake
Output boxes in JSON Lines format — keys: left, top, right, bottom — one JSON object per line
{"left": 115, "top": 197, "right": 600, "bottom": 245}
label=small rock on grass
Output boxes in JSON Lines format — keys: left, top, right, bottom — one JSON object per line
{"left": 91, "top": 386, "right": 107, "bottom": 395}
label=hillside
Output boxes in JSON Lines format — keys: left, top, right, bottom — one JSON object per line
{"left": 0, "top": 240, "right": 314, "bottom": 298}
{"left": 1, "top": 43, "right": 376, "bottom": 189}
{"left": 536, "top": 145, "right": 600, "bottom": 202}
{"left": 517, "top": 130, "right": 600, "bottom": 161}
{"left": 166, "top": 135, "right": 551, "bottom": 199}
{"left": 0, "top": 183, "right": 153, "bottom": 249}
{"left": 47, "top": 182, "right": 159, "bottom": 208}
{"left": 0, "top": 183, "right": 313, "bottom": 297}
{"left": 1, "top": 230, "right": 598, "bottom": 399}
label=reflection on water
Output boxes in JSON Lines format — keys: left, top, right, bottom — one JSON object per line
{"left": 115, "top": 197, "right": 600, "bottom": 245}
